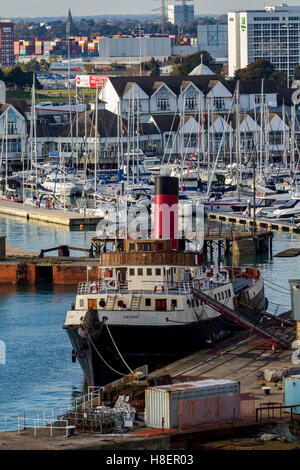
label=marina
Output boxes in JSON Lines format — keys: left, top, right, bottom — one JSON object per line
{"left": 1, "top": 35, "right": 300, "bottom": 451}
{"left": 1, "top": 171, "right": 300, "bottom": 450}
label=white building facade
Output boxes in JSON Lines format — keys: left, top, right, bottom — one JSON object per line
{"left": 99, "top": 76, "right": 278, "bottom": 118}
{"left": 228, "top": 4, "right": 300, "bottom": 78}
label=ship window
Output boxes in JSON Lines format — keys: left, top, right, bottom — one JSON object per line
{"left": 218, "top": 293, "right": 221, "bottom": 300}
{"left": 155, "top": 268, "right": 161, "bottom": 275}
{"left": 143, "top": 243, "right": 149, "bottom": 251}
{"left": 138, "top": 268, "right": 143, "bottom": 276}
{"left": 129, "top": 243, "right": 135, "bottom": 251}
{"left": 171, "top": 299, "right": 177, "bottom": 308}
{"left": 145, "top": 298, "right": 151, "bottom": 306}
{"left": 129, "top": 268, "right": 135, "bottom": 276}
{"left": 79, "top": 299, "right": 84, "bottom": 307}
{"left": 228, "top": 289, "right": 231, "bottom": 297}
{"left": 147, "top": 268, "right": 152, "bottom": 276}
{"left": 138, "top": 243, "right": 143, "bottom": 251}
{"left": 221, "top": 292, "right": 224, "bottom": 300}
{"left": 157, "top": 243, "right": 163, "bottom": 251}
{"left": 214, "top": 295, "right": 217, "bottom": 300}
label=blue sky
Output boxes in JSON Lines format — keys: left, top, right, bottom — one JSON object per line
{"left": 2, "top": 0, "right": 300, "bottom": 18}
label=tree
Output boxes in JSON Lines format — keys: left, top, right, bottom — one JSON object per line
{"left": 19, "top": 59, "right": 41, "bottom": 73}
{"left": 171, "top": 50, "right": 221, "bottom": 76}
{"left": 294, "top": 65, "right": 300, "bottom": 80}
{"left": 235, "top": 59, "right": 286, "bottom": 88}
{"left": 84, "top": 63, "right": 96, "bottom": 74}
{"left": 143, "top": 57, "right": 160, "bottom": 76}
{"left": 4, "top": 66, "right": 42, "bottom": 89}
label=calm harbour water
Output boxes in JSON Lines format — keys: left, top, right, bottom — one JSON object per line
{"left": 0, "top": 213, "right": 299, "bottom": 428}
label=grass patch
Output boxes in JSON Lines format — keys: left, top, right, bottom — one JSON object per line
{"left": 6, "top": 88, "right": 77, "bottom": 103}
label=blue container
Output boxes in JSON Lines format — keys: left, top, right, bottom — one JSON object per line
{"left": 284, "top": 375, "right": 300, "bottom": 414}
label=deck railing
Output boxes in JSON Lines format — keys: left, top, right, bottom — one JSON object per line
{"left": 77, "top": 279, "right": 232, "bottom": 296}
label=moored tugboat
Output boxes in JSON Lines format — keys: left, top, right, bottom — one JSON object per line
{"left": 64, "top": 176, "right": 266, "bottom": 385}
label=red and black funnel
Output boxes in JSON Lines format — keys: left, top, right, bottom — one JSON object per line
{"left": 154, "top": 176, "right": 179, "bottom": 250}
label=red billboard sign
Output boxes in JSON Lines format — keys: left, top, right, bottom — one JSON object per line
{"left": 76, "top": 75, "right": 110, "bottom": 88}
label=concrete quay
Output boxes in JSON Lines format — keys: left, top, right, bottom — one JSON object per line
{"left": 1, "top": 326, "right": 298, "bottom": 450}
{"left": 0, "top": 258, "right": 100, "bottom": 285}
{"left": 0, "top": 200, "right": 102, "bottom": 228}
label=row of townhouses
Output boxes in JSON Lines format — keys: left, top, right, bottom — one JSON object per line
{"left": 1, "top": 75, "right": 300, "bottom": 171}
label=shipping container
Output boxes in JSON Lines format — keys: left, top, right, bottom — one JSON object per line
{"left": 284, "top": 375, "right": 300, "bottom": 414}
{"left": 289, "top": 280, "right": 300, "bottom": 321}
{"left": 145, "top": 379, "right": 240, "bottom": 429}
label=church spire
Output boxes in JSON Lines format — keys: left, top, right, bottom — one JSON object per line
{"left": 66, "top": 9, "right": 73, "bottom": 36}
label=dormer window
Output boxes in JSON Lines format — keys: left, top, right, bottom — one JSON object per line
{"left": 185, "top": 87, "right": 198, "bottom": 111}
{"left": 157, "top": 88, "right": 170, "bottom": 111}
{"left": 7, "top": 109, "right": 17, "bottom": 134}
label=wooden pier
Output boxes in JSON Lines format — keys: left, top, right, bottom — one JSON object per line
{"left": 207, "top": 211, "right": 300, "bottom": 234}
{"left": 204, "top": 224, "right": 274, "bottom": 256}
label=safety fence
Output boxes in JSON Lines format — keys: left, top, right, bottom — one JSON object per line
{"left": 0, "top": 413, "right": 71, "bottom": 437}
{"left": 0, "top": 366, "right": 147, "bottom": 436}
{"left": 256, "top": 403, "right": 300, "bottom": 423}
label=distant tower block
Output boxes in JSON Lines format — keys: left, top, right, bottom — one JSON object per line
{"left": 0, "top": 81, "right": 6, "bottom": 104}
{"left": 168, "top": 0, "right": 195, "bottom": 25}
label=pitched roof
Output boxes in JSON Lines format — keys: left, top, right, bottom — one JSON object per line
{"left": 108, "top": 75, "right": 279, "bottom": 98}
{"left": 6, "top": 98, "right": 29, "bottom": 116}
{"left": 0, "top": 103, "right": 10, "bottom": 115}
{"left": 108, "top": 75, "right": 232, "bottom": 97}
{"left": 277, "top": 88, "right": 297, "bottom": 106}
{"left": 33, "top": 115, "right": 65, "bottom": 138}
{"left": 189, "top": 63, "right": 215, "bottom": 76}
{"left": 56, "top": 109, "right": 159, "bottom": 139}
{"left": 238, "top": 80, "right": 277, "bottom": 94}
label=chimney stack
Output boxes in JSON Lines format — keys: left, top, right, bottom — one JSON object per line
{"left": 154, "top": 176, "right": 179, "bottom": 250}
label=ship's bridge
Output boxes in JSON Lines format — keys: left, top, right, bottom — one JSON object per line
{"left": 96, "top": 238, "right": 202, "bottom": 269}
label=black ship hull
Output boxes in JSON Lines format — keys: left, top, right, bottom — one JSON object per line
{"left": 66, "top": 285, "right": 266, "bottom": 386}
{"left": 66, "top": 316, "right": 231, "bottom": 386}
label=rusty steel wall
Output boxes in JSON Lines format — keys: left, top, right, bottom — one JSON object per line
{"left": 179, "top": 394, "right": 241, "bottom": 429}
